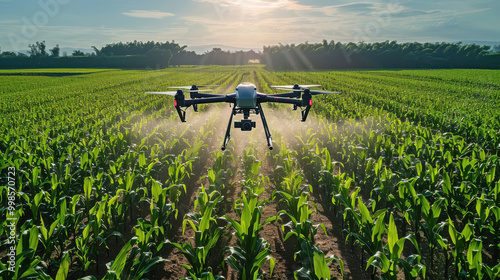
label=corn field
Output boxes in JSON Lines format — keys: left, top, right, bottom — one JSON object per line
{"left": 1, "top": 66, "right": 500, "bottom": 279}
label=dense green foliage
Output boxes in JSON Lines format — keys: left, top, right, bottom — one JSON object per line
{"left": 0, "top": 41, "right": 260, "bottom": 69}
{"left": 262, "top": 40, "right": 500, "bottom": 70}
{"left": 2, "top": 40, "right": 500, "bottom": 69}
{"left": 1, "top": 66, "right": 499, "bottom": 279}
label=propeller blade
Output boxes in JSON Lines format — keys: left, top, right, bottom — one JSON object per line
{"left": 169, "top": 85, "right": 219, "bottom": 89}
{"left": 146, "top": 91, "right": 178, "bottom": 96}
{"left": 271, "top": 84, "right": 322, "bottom": 89}
{"left": 273, "top": 87, "right": 299, "bottom": 90}
{"left": 299, "top": 84, "right": 322, "bottom": 88}
{"left": 166, "top": 88, "right": 214, "bottom": 92}
{"left": 188, "top": 89, "right": 214, "bottom": 92}
{"left": 196, "top": 85, "right": 219, "bottom": 88}
{"left": 310, "top": 90, "right": 341, "bottom": 95}
{"left": 273, "top": 88, "right": 307, "bottom": 92}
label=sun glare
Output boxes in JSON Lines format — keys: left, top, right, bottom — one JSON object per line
{"left": 233, "top": 0, "right": 289, "bottom": 10}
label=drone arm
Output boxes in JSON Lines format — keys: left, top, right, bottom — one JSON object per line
{"left": 184, "top": 96, "right": 233, "bottom": 106}
{"left": 261, "top": 96, "right": 303, "bottom": 106}
{"left": 265, "top": 92, "right": 301, "bottom": 98}
{"left": 190, "top": 92, "right": 226, "bottom": 98}
{"left": 261, "top": 94, "right": 312, "bottom": 122}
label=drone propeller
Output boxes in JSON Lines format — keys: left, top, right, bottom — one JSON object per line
{"left": 169, "top": 85, "right": 219, "bottom": 89}
{"left": 146, "top": 91, "right": 179, "bottom": 96}
{"left": 271, "top": 84, "right": 322, "bottom": 90}
{"left": 146, "top": 89, "right": 213, "bottom": 95}
{"left": 310, "top": 90, "right": 341, "bottom": 95}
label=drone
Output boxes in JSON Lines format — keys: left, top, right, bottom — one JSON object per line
{"left": 147, "top": 83, "right": 340, "bottom": 150}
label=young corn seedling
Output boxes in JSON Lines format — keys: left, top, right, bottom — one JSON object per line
{"left": 279, "top": 195, "right": 326, "bottom": 246}
{"left": 192, "top": 184, "right": 223, "bottom": 218}
{"left": 345, "top": 198, "right": 387, "bottom": 272}
{"left": 448, "top": 218, "right": 474, "bottom": 279}
{"left": 420, "top": 198, "right": 449, "bottom": 277}
{"left": 366, "top": 213, "right": 425, "bottom": 280}
{"left": 0, "top": 225, "right": 41, "bottom": 280}
{"left": 224, "top": 193, "right": 276, "bottom": 280}
{"left": 169, "top": 201, "right": 225, "bottom": 279}
{"left": 294, "top": 240, "right": 344, "bottom": 280}
{"left": 149, "top": 180, "right": 179, "bottom": 241}
{"left": 81, "top": 237, "right": 165, "bottom": 280}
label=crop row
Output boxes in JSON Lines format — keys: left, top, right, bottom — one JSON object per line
{"left": 2, "top": 66, "right": 500, "bottom": 279}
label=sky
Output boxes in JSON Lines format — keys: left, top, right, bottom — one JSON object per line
{"left": 1, "top": 0, "right": 499, "bottom": 52}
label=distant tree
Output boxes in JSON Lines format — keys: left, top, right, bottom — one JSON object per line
{"left": 91, "top": 46, "right": 100, "bottom": 56}
{"left": 146, "top": 47, "right": 172, "bottom": 68}
{"left": 1, "top": 51, "right": 18, "bottom": 58}
{"left": 28, "top": 41, "right": 48, "bottom": 57}
{"left": 50, "top": 44, "right": 60, "bottom": 57}
{"left": 492, "top": 45, "right": 500, "bottom": 53}
{"left": 72, "top": 50, "right": 85, "bottom": 56}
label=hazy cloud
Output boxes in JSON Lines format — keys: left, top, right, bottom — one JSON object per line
{"left": 334, "top": 3, "right": 375, "bottom": 14}
{"left": 122, "top": 10, "right": 174, "bottom": 19}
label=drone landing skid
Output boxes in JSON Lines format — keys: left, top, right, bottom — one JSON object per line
{"left": 258, "top": 103, "right": 273, "bottom": 150}
{"left": 221, "top": 105, "right": 273, "bottom": 151}
{"left": 222, "top": 107, "right": 236, "bottom": 151}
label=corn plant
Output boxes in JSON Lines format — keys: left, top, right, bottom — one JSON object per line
{"left": 0, "top": 225, "right": 41, "bottom": 280}
{"left": 294, "top": 240, "right": 344, "bottom": 280}
{"left": 148, "top": 179, "right": 179, "bottom": 241}
{"left": 38, "top": 216, "right": 64, "bottom": 260}
{"left": 35, "top": 252, "right": 71, "bottom": 280}
{"left": 192, "top": 184, "right": 223, "bottom": 217}
{"left": 224, "top": 193, "right": 276, "bottom": 280}
{"left": 279, "top": 195, "right": 326, "bottom": 246}
{"left": 75, "top": 223, "right": 95, "bottom": 272}
{"left": 366, "top": 213, "right": 425, "bottom": 280}
{"left": 419, "top": 198, "right": 449, "bottom": 277}
{"left": 448, "top": 218, "right": 474, "bottom": 278}
{"left": 169, "top": 201, "right": 225, "bottom": 279}
{"left": 81, "top": 237, "right": 165, "bottom": 280}
{"left": 345, "top": 200, "right": 387, "bottom": 275}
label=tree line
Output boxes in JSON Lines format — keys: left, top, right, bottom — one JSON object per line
{"left": 1, "top": 40, "right": 499, "bottom": 69}
{"left": 0, "top": 40, "right": 261, "bottom": 69}
{"left": 262, "top": 40, "right": 500, "bottom": 70}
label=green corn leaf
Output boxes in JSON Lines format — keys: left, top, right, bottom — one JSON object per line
{"left": 442, "top": 172, "right": 451, "bottom": 195}
{"left": 139, "top": 151, "right": 146, "bottom": 168}
{"left": 313, "top": 251, "right": 331, "bottom": 279}
{"left": 110, "top": 237, "right": 136, "bottom": 276}
{"left": 388, "top": 213, "right": 398, "bottom": 255}
{"left": 84, "top": 177, "right": 93, "bottom": 201}
{"left": 270, "top": 257, "right": 275, "bottom": 277}
{"left": 151, "top": 180, "right": 161, "bottom": 202}
{"left": 55, "top": 252, "right": 71, "bottom": 280}
{"left": 358, "top": 197, "right": 373, "bottom": 224}
{"left": 462, "top": 223, "right": 473, "bottom": 241}
{"left": 372, "top": 211, "right": 386, "bottom": 243}
{"left": 448, "top": 218, "right": 457, "bottom": 245}
{"left": 366, "top": 251, "right": 390, "bottom": 273}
